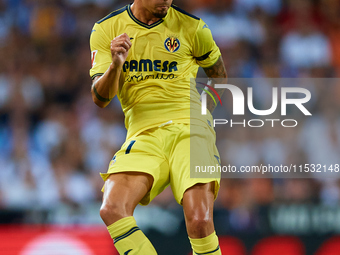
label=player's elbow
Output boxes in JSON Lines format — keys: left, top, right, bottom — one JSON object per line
{"left": 93, "top": 98, "right": 108, "bottom": 108}
{"left": 91, "top": 89, "right": 110, "bottom": 108}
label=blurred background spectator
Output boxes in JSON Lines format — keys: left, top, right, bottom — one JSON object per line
{"left": 0, "top": 0, "right": 340, "bottom": 254}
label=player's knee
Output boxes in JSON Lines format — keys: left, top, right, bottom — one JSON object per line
{"left": 100, "top": 202, "right": 129, "bottom": 225}
{"left": 188, "top": 215, "right": 211, "bottom": 230}
{"left": 186, "top": 213, "right": 213, "bottom": 237}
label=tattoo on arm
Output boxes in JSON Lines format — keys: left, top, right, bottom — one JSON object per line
{"left": 93, "top": 83, "right": 112, "bottom": 102}
{"left": 203, "top": 56, "right": 227, "bottom": 113}
{"left": 203, "top": 57, "right": 227, "bottom": 78}
{"left": 92, "top": 76, "right": 113, "bottom": 103}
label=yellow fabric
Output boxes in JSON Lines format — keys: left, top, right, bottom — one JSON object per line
{"left": 107, "top": 216, "right": 157, "bottom": 255}
{"left": 107, "top": 216, "right": 136, "bottom": 239}
{"left": 89, "top": 4, "right": 221, "bottom": 139}
{"left": 190, "top": 231, "right": 221, "bottom": 255}
{"left": 100, "top": 123, "right": 220, "bottom": 205}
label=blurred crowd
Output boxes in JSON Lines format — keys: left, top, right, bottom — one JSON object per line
{"left": 0, "top": 0, "right": 340, "bottom": 233}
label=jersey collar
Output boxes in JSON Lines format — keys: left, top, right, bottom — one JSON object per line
{"left": 127, "top": 4, "right": 165, "bottom": 29}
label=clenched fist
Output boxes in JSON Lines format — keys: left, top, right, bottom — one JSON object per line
{"left": 111, "top": 33, "right": 132, "bottom": 67}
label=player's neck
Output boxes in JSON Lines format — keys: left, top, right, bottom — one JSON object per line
{"left": 130, "top": 3, "right": 162, "bottom": 25}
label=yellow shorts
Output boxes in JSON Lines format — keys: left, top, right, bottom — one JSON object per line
{"left": 100, "top": 122, "right": 220, "bottom": 205}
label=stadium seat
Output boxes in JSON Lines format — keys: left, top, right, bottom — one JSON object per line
{"left": 315, "top": 236, "right": 340, "bottom": 255}
{"left": 251, "top": 236, "right": 305, "bottom": 255}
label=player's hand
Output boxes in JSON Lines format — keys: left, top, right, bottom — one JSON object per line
{"left": 110, "top": 33, "right": 132, "bottom": 68}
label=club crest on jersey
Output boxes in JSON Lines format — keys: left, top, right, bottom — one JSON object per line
{"left": 110, "top": 155, "right": 117, "bottom": 166}
{"left": 164, "top": 36, "right": 180, "bottom": 53}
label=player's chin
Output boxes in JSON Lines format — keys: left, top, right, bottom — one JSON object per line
{"left": 153, "top": 7, "right": 168, "bottom": 18}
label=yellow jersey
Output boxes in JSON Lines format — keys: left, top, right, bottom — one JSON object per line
{"left": 89, "top": 4, "right": 221, "bottom": 139}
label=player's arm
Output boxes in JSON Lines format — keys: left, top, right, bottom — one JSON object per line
{"left": 193, "top": 20, "right": 227, "bottom": 114}
{"left": 202, "top": 57, "right": 227, "bottom": 113}
{"left": 91, "top": 33, "right": 131, "bottom": 108}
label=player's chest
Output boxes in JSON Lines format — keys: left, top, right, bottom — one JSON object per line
{"left": 119, "top": 26, "right": 192, "bottom": 63}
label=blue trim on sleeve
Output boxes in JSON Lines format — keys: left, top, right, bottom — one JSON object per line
{"left": 125, "top": 140, "right": 136, "bottom": 154}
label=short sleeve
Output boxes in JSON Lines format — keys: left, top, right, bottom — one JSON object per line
{"left": 89, "top": 23, "right": 112, "bottom": 79}
{"left": 192, "top": 19, "right": 221, "bottom": 68}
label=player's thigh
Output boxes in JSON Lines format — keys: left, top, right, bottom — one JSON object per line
{"left": 182, "top": 182, "right": 215, "bottom": 218}
{"left": 182, "top": 182, "right": 215, "bottom": 238}
{"left": 102, "top": 129, "right": 170, "bottom": 205}
{"left": 169, "top": 123, "right": 220, "bottom": 204}
{"left": 101, "top": 172, "right": 153, "bottom": 225}
{"left": 103, "top": 172, "right": 153, "bottom": 210}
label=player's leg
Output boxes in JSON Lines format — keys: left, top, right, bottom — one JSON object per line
{"left": 100, "top": 172, "right": 153, "bottom": 225}
{"left": 100, "top": 172, "right": 158, "bottom": 255}
{"left": 100, "top": 127, "right": 170, "bottom": 255}
{"left": 182, "top": 182, "right": 221, "bottom": 255}
{"left": 166, "top": 123, "right": 221, "bottom": 254}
